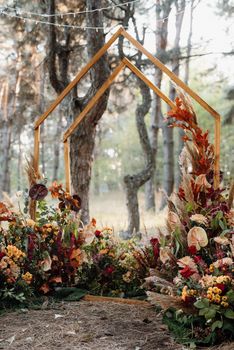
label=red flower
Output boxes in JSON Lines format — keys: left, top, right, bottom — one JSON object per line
{"left": 180, "top": 266, "right": 196, "bottom": 279}
{"left": 104, "top": 266, "right": 115, "bottom": 275}
{"left": 95, "top": 230, "right": 102, "bottom": 238}
{"left": 188, "top": 245, "right": 197, "bottom": 255}
{"left": 193, "top": 255, "right": 202, "bottom": 263}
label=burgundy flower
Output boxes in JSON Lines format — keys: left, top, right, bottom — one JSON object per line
{"left": 188, "top": 245, "right": 197, "bottom": 255}
{"left": 95, "top": 230, "right": 102, "bottom": 238}
{"left": 215, "top": 283, "right": 226, "bottom": 293}
{"left": 29, "top": 184, "right": 48, "bottom": 200}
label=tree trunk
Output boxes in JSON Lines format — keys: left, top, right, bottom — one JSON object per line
{"left": 124, "top": 177, "right": 140, "bottom": 234}
{"left": 145, "top": 0, "right": 172, "bottom": 211}
{"left": 46, "top": 0, "right": 110, "bottom": 224}
{"left": 160, "top": 0, "right": 185, "bottom": 208}
{"left": 70, "top": 0, "right": 110, "bottom": 224}
{"left": 0, "top": 80, "right": 12, "bottom": 195}
{"left": 1, "top": 121, "right": 12, "bottom": 194}
{"left": 124, "top": 78, "right": 153, "bottom": 235}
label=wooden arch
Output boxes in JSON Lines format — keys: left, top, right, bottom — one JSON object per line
{"left": 34, "top": 26, "right": 221, "bottom": 193}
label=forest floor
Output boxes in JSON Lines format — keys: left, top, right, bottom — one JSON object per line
{"left": 0, "top": 300, "right": 233, "bottom": 350}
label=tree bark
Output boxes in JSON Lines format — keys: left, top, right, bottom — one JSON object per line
{"left": 70, "top": 0, "right": 110, "bottom": 224}
{"left": 145, "top": 0, "right": 172, "bottom": 211}
{"left": 0, "top": 79, "right": 12, "bottom": 195}
{"left": 160, "top": 0, "right": 185, "bottom": 209}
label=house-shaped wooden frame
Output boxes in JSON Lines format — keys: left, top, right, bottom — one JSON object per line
{"left": 34, "top": 26, "right": 221, "bottom": 193}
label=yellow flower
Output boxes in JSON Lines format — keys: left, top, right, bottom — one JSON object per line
{"left": 221, "top": 301, "right": 229, "bottom": 308}
{"left": 222, "top": 296, "right": 228, "bottom": 302}
{"left": 6, "top": 245, "right": 25, "bottom": 261}
{"left": 209, "top": 264, "right": 214, "bottom": 272}
{"left": 22, "top": 272, "right": 33, "bottom": 284}
{"left": 212, "top": 287, "right": 221, "bottom": 294}
{"left": 181, "top": 286, "right": 188, "bottom": 301}
{"left": 207, "top": 293, "right": 214, "bottom": 301}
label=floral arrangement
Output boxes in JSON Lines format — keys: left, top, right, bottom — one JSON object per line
{"left": 0, "top": 182, "right": 93, "bottom": 304}
{"left": 0, "top": 181, "right": 147, "bottom": 305}
{"left": 77, "top": 225, "right": 145, "bottom": 297}
{"left": 144, "top": 96, "right": 234, "bottom": 346}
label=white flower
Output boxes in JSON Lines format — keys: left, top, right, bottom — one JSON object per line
{"left": 187, "top": 226, "right": 208, "bottom": 250}
{"left": 190, "top": 214, "right": 208, "bottom": 226}
{"left": 199, "top": 274, "right": 215, "bottom": 287}
{"left": 214, "top": 236, "right": 230, "bottom": 246}
{"left": 177, "top": 256, "right": 198, "bottom": 272}
{"left": 213, "top": 257, "right": 233, "bottom": 268}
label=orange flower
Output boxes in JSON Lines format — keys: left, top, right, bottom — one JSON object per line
{"left": 49, "top": 181, "right": 63, "bottom": 198}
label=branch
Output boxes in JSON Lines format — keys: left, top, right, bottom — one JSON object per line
{"left": 47, "top": 0, "right": 65, "bottom": 94}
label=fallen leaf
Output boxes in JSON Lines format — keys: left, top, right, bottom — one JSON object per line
{"left": 6, "top": 335, "right": 15, "bottom": 345}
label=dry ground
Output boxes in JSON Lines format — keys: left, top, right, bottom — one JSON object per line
{"left": 0, "top": 300, "right": 181, "bottom": 350}
{"left": 0, "top": 300, "right": 233, "bottom": 350}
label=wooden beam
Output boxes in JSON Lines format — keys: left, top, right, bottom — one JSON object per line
{"left": 33, "top": 127, "right": 40, "bottom": 176}
{"left": 121, "top": 29, "right": 220, "bottom": 121}
{"left": 83, "top": 294, "right": 150, "bottom": 306}
{"left": 64, "top": 140, "right": 71, "bottom": 193}
{"left": 34, "top": 27, "right": 124, "bottom": 129}
{"left": 214, "top": 117, "right": 221, "bottom": 188}
{"left": 121, "top": 30, "right": 221, "bottom": 186}
{"left": 63, "top": 60, "right": 126, "bottom": 142}
{"left": 123, "top": 57, "right": 175, "bottom": 109}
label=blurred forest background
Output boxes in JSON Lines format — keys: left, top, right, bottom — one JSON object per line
{"left": 0, "top": 0, "right": 233, "bottom": 234}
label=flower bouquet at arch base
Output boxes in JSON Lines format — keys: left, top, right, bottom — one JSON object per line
{"left": 144, "top": 95, "right": 234, "bottom": 346}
